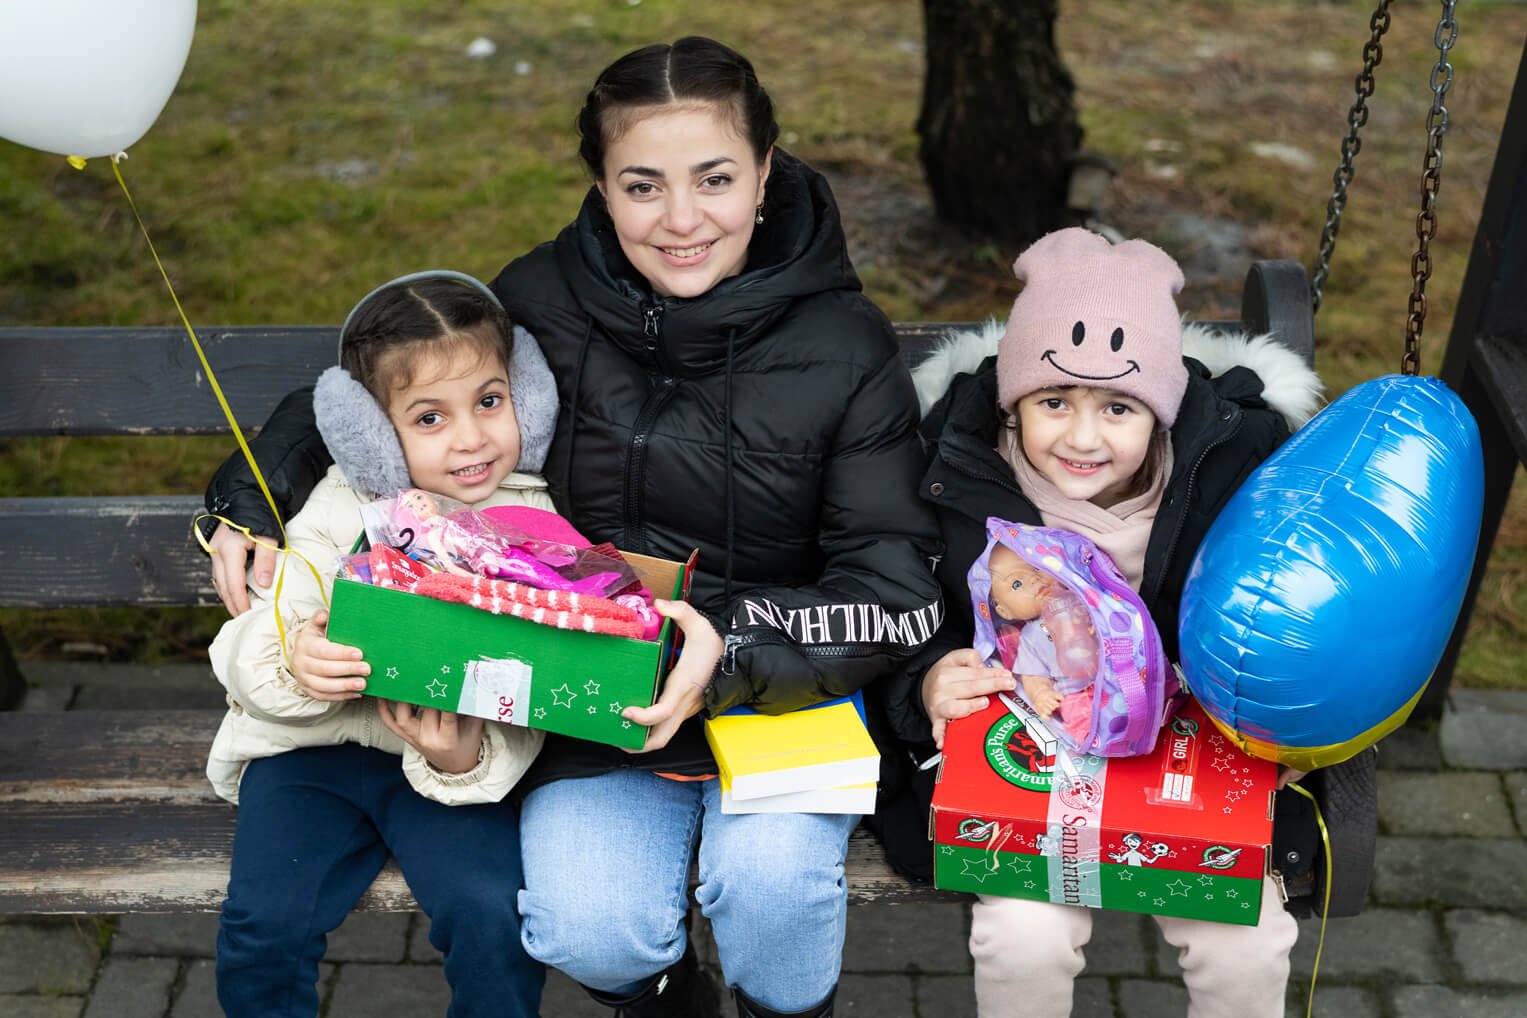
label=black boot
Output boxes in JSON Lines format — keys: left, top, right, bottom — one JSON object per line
{"left": 733, "top": 986, "right": 836, "bottom": 1018}
{"left": 583, "top": 939, "right": 722, "bottom": 1017}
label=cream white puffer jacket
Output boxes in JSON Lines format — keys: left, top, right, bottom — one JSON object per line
{"left": 206, "top": 465, "right": 551, "bottom": 804}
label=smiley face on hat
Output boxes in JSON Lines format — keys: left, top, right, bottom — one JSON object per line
{"left": 997, "top": 228, "right": 1189, "bottom": 429}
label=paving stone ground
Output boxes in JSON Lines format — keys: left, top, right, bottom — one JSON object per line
{"left": 4, "top": 670, "right": 1527, "bottom": 1016}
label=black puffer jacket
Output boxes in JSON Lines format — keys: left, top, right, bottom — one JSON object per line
{"left": 868, "top": 325, "right": 1324, "bottom": 881}
{"left": 206, "top": 151, "right": 943, "bottom": 787}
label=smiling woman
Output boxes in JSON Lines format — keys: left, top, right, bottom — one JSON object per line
{"left": 198, "top": 34, "right": 942, "bottom": 1018}
{"left": 599, "top": 107, "right": 770, "bottom": 299}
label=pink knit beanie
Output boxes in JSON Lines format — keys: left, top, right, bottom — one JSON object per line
{"left": 996, "top": 228, "right": 1188, "bottom": 429}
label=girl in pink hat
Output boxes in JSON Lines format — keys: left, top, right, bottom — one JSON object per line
{"left": 879, "top": 227, "right": 1325, "bottom": 1018}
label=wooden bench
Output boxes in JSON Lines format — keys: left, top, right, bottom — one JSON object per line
{"left": 0, "top": 261, "right": 1357, "bottom": 916}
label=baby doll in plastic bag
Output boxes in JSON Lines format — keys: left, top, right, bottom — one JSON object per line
{"left": 985, "top": 542, "right": 1098, "bottom": 741}
{"left": 969, "top": 517, "right": 1180, "bottom": 757}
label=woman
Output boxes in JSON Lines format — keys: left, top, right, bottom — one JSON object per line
{"left": 203, "top": 36, "right": 942, "bottom": 1018}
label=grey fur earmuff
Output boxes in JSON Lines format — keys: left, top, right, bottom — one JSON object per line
{"left": 313, "top": 270, "right": 558, "bottom": 498}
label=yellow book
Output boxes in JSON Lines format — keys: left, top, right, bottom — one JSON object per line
{"left": 704, "top": 692, "right": 880, "bottom": 803}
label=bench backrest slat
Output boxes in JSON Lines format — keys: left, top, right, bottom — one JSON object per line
{"left": 0, "top": 496, "right": 210, "bottom": 607}
{"left": 0, "top": 326, "right": 336, "bottom": 437}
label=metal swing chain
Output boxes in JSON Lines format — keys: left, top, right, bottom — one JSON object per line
{"left": 1311, "top": 1, "right": 1394, "bottom": 315}
{"left": 1403, "top": 0, "right": 1459, "bottom": 376}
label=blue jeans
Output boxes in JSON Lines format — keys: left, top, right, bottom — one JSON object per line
{"left": 518, "top": 770, "right": 858, "bottom": 1011}
{"left": 216, "top": 743, "right": 543, "bottom": 1018}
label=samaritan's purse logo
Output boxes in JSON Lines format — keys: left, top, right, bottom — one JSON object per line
{"left": 956, "top": 818, "right": 998, "bottom": 843}
{"left": 1200, "top": 845, "right": 1243, "bottom": 870}
{"left": 985, "top": 714, "right": 1054, "bottom": 792}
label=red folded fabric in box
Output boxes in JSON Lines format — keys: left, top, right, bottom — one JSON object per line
{"left": 409, "top": 572, "right": 646, "bottom": 639}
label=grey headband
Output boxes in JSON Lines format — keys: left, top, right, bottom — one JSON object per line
{"left": 337, "top": 269, "right": 505, "bottom": 357}
{"left": 315, "top": 270, "right": 559, "bottom": 497}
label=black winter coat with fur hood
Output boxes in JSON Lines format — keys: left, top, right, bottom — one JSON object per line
{"left": 205, "top": 151, "right": 943, "bottom": 788}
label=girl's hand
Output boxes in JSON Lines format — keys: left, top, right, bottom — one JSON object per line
{"left": 379, "top": 700, "right": 486, "bottom": 774}
{"left": 209, "top": 522, "right": 279, "bottom": 616}
{"left": 622, "top": 599, "right": 724, "bottom": 753}
{"left": 1276, "top": 765, "right": 1309, "bottom": 790}
{"left": 921, "top": 648, "right": 1016, "bottom": 750}
{"left": 289, "top": 609, "right": 369, "bottom": 701}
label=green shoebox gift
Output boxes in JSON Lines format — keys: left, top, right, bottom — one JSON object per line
{"left": 326, "top": 550, "right": 695, "bottom": 750}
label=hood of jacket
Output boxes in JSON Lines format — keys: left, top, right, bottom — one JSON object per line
{"left": 552, "top": 149, "right": 862, "bottom": 377}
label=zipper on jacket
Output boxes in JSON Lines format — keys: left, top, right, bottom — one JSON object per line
{"left": 1142, "top": 410, "right": 1243, "bottom": 607}
{"left": 642, "top": 303, "right": 663, "bottom": 348}
{"left": 624, "top": 303, "right": 679, "bottom": 553}
{"left": 623, "top": 377, "right": 678, "bottom": 553}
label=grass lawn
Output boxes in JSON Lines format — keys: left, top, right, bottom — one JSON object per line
{"left": 3, "top": 0, "right": 1525, "bottom": 684}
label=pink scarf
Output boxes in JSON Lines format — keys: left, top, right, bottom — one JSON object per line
{"left": 999, "top": 430, "right": 1172, "bottom": 592}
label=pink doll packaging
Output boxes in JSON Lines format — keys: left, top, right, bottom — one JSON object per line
{"left": 968, "top": 517, "right": 1181, "bottom": 757}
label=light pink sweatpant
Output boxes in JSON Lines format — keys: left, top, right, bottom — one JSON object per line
{"left": 969, "top": 875, "right": 1298, "bottom": 1018}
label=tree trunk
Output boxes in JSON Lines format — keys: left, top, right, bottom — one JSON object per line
{"left": 918, "top": 0, "right": 1083, "bottom": 248}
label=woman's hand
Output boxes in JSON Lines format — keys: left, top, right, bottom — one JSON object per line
{"left": 289, "top": 609, "right": 369, "bottom": 701}
{"left": 209, "top": 522, "right": 279, "bottom": 616}
{"left": 378, "top": 700, "right": 486, "bottom": 775}
{"left": 921, "top": 648, "right": 1016, "bottom": 750}
{"left": 622, "top": 599, "right": 724, "bottom": 753}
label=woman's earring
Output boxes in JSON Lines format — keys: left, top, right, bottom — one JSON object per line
{"left": 755, "top": 203, "right": 764, "bottom": 225}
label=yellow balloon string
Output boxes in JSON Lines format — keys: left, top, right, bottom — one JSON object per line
{"left": 81, "top": 154, "right": 302, "bottom": 658}
{"left": 1285, "top": 780, "right": 1332, "bottom": 1018}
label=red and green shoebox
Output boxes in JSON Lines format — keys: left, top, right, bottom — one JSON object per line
{"left": 931, "top": 695, "right": 1275, "bottom": 925}
{"left": 326, "top": 550, "right": 695, "bottom": 750}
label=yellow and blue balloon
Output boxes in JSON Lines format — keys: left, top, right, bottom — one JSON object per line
{"left": 0, "top": 0, "right": 197, "bottom": 159}
{"left": 1179, "top": 374, "right": 1484, "bottom": 770}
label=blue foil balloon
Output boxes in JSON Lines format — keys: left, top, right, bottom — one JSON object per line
{"left": 1179, "top": 375, "right": 1484, "bottom": 769}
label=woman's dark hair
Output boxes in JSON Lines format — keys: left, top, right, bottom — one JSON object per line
{"left": 340, "top": 278, "right": 513, "bottom": 400}
{"left": 576, "top": 36, "right": 780, "bottom": 177}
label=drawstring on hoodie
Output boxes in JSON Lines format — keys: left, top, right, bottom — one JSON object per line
{"left": 723, "top": 327, "right": 737, "bottom": 607}
{"left": 561, "top": 318, "right": 595, "bottom": 505}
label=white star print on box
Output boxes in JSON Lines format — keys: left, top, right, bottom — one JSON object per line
{"left": 584, "top": 680, "right": 601, "bottom": 696}
{"left": 426, "top": 678, "right": 449, "bottom": 699}
{"left": 959, "top": 858, "right": 995, "bottom": 883}
{"left": 550, "top": 683, "right": 576, "bottom": 708}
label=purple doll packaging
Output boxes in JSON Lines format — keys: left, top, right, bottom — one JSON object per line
{"left": 969, "top": 517, "right": 1181, "bottom": 758}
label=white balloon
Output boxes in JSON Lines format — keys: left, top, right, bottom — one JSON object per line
{"left": 0, "top": 0, "right": 197, "bottom": 158}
